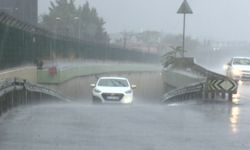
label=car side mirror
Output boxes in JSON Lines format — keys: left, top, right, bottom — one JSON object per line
{"left": 227, "top": 62, "right": 232, "bottom": 66}
{"left": 131, "top": 85, "right": 136, "bottom": 89}
{"left": 90, "top": 84, "right": 96, "bottom": 87}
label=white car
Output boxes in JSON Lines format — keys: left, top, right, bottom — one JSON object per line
{"left": 225, "top": 57, "right": 250, "bottom": 80}
{"left": 91, "top": 77, "right": 136, "bottom": 104}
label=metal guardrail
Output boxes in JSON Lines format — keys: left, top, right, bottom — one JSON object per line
{"left": 163, "top": 81, "right": 205, "bottom": 103}
{"left": 24, "top": 81, "right": 70, "bottom": 101}
{"left": 0, "top": 78, "right": 69, "bottom": 116}
{"left": 162, "top": 58, "right": 238, "bottom": 103}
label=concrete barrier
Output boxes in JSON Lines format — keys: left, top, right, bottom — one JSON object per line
{"left": 162, "top": 57, "right": 238, "bottom": 102}
{"left": 162, "top": 69, "right": 205, "bottom": 88}
{"left": 37, "top": 64, "right": 161, "bottom": 84}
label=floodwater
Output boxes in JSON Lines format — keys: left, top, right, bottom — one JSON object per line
{"left": 0, "top": 73, "right": 250, "bottom": 150}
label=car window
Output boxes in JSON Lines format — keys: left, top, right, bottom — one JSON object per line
{"left": 98, "top": 79, "right": 129, "bottom": 87}
{"left": 228, "top": 59, "right": 233, "bottom": 65}
{"left": 233, "top": 58, "right": 250, "bottom": 65}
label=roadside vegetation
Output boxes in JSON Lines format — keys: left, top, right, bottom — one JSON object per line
{"left": 40, "top": 0, "right": 109, "bottom": 44}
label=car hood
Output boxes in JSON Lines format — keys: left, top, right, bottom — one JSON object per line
{"left": 232, "top": 65, "right": 250, "bottom": 71}
{"left": 96, "top": 86, "right": 131, "bottom": 93}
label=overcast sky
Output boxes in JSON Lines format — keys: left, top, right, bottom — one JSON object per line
{"left": 38, "top": 0, "right": 250, "bottom": 42}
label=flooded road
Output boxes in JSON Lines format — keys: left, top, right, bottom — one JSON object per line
{"left": 0, "top": 102, "right": 249, "bottom": 150}
{"left": 47, "top": 72, "right": 165, "bottom": 104}
{"left": 0, "top": 72, "right": 250, "bottom": 149}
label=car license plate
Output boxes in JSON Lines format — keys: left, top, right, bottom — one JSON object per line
{"left": 107, "top": 96, "right": 119, "bottom": 100}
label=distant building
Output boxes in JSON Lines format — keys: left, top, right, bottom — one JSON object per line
{"left": 110, "top": 33, "right": 160, "bottom": 54}
{"left": 0, "top": 0, "right": 37, "bottom": 25}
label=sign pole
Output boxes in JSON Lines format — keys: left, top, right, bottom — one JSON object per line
{"left": 182, "top": 14, "right": 186, "bottom": 57}
{"left": 177, "top": 0, "right": 193, "bottom": 57}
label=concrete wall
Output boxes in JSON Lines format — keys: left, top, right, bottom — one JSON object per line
{"left": 0, "top": 64, "right": 161, "bottom": 85}
{"left": 162, "top": 69, "right": 205, "bottom": 88}
{"left": 37, "top": 64, "right": 161, "bottom": 84}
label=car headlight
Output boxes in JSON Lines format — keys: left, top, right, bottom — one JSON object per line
{"left": 123, "top": 95, "right": 133, "bottom": 104}
{"left": 125, "top": 90, "right": 132, "bottom": 94}
{"left": 94, "top": 89, "right": 101, "bottom": 93}
{"left": 232, "top": 68, "right": 242, "bottom": 76}
{"left": 223, "top": 64, "right": 228, "bottom": 70}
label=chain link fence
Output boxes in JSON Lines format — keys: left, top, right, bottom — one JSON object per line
{"left": 0, "top": 12, "right": 160, "bottom": 69}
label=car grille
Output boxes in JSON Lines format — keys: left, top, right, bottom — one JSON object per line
{"left": 241, "top": 74, "right": 250, "bottom": 79}
{"left": 242, "top": 70, "right": 250, "bottom": 73}
{"left": 241, "top": 71, "right": 250, "bottom": 79}
{"left": 102, "top": 93, "right": 124, "bottom": 101}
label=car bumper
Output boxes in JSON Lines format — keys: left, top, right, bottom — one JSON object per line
{"left": 231, "top": 73, "right": 250, "bottom": 80}
{"left": 92, "top": 92, "right": 133, "bottom": 104}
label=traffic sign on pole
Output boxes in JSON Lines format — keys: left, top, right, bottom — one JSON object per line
{"left": 177, "top": 0, "right": 193, "bottom": 14}
{"left": 177, "top": 0, "right": 193, "bottom": 57}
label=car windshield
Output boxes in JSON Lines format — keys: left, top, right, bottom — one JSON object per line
{"left": 98, "top": 79, "right": 129, "bottom": 87}
{"left": 233, "top": 58, "right": 250, "bottom": 65}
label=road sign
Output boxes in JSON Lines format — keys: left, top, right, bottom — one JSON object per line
{"left": 177, "top": 0, "right": 193, "bottom": 57}
{"left": 207, "top": 79, "right": 238, "bottom": 93}
{"left": 177, "top": 0, "right": 193, "bottom": 14}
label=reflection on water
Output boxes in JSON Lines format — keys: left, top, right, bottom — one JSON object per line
{"left": 193, "top": 100, "right": 241, "bottom": 135}
{"left": 230, "top": 82, "right": 241, "bottom": 133}
{"left": 232, "top": 93, "right": 240, "bottom": 104}
{"left": 230, "top": 106, "right": 240, "bottom": 134}
{"left": 238, "top": 80, "right": 243, "bottom": 86}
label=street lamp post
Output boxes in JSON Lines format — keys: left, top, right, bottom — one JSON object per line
{"left": 31, "top": 28, "right": 36, "bottom": 60}
{"left": 52, "top": 17, "right": 61, "bottom": 64}
{"left": 177, "top": 0, "right": 193, "bottom": 57}
{"left": 73, "top": 16, "right": 82, "bottom": 59}
{"left": 55, "top": 17, "right": 62, "bottom": 34}
{"left": 74, "top": 16, "right": 81, "bottom": 40}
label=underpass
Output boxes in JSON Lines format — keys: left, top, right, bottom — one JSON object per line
{"left": 0, "top": 2, "right": 250, "bottom": 149}
{"left": 1, "top": 70, "right": 250, "bottom": 150}
{"left": 46, "top": 72, "right": 164, "bottom": 104}
{"left": 1, "top": 57, "right": 250, "bottom": 150}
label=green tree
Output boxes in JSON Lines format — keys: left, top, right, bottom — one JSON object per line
{"left": 40, "top": 0, "right": 109, "bottom": 43}
{"left": 161, "top": 46, "right": 183, "bottom": 68}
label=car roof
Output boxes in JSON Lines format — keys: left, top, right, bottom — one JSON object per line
{"left": 232, "top": 57, "right": 250, "bottom": 59}
{"left": 98, "top": 77, "right": 128, "bottom": 80}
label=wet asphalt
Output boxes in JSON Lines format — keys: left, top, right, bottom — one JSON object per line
{"left": 0, "top": 73, "right": 250, "bottom": 150}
